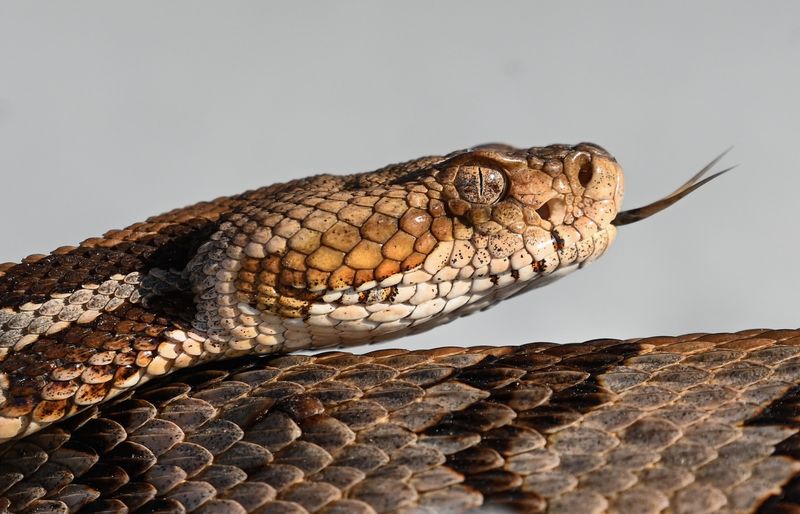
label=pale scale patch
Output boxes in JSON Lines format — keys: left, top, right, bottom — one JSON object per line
{"left": 179, "top": 221, "right": 617, "bottom": 354}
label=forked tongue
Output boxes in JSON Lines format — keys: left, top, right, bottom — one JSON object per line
{"left": 612, "top": 149, "right": 735, "bottom": 226}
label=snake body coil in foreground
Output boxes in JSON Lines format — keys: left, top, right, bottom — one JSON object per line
{"left": 1, "top": 143, "right": 791, "bottom": 514}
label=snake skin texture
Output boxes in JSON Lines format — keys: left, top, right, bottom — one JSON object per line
{"left": 2, "top": 142, "right": 789, "bottom": 513}
{"left": 0, "top": 143, "right": 623, "bottom": 443}
{"left": 3, "top": 333, "right": 800, "bottom": 514}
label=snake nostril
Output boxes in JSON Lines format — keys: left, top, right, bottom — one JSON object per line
{"left": 578, "top": 163, "right": 594, "bottom": 187}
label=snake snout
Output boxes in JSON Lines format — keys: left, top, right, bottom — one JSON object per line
{"left": 581, "top": 151, "right": 626, "bottom": 224}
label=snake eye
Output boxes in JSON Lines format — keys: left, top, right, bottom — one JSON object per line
{"left": 454, "top": 165, "right": 506, "bottom": 204}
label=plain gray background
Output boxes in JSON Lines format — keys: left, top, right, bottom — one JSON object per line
{"left": 1, "top": 2, "right": 799, "bottom": 354}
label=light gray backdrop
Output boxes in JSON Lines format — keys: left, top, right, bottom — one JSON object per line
{"left": 1, "top": 2, "right": 799, "bottom": 354}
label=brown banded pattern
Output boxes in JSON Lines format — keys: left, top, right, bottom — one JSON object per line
{"left": 2, "top": 141, "right": 769, "bottom": 513}
{"left": 0, "top": 143, "right": 625, "bottom": 443}
{"left": 2, "top": 330, "right": 800, "bottom": 514}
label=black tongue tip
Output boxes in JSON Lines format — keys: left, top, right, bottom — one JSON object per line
{"left": 612, "top": 149, "right": 735, "bottom": 227}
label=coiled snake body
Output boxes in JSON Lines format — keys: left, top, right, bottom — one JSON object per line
{"left": 0, "top": 143, "right": 793, "bottom": 514}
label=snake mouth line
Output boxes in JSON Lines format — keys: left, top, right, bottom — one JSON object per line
{"left": 612, "top": 149, "right": 735, "bottom": 226}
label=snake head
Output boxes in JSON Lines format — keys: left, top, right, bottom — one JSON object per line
{"left": 181, "top": 143, "right": 730, "bottom": 355}
{"left": 430, "top": 142, "right": 625, "bottom": 277}
{"left": 183, "top": 142, "right": 634, "bottom": 354}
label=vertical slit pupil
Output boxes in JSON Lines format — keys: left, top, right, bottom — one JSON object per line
{"left": 455, "top": 165, "right": 505, "bottom": 204}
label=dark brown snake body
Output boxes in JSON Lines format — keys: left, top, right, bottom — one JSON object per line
{"left": 1, "top": 143, "right": 791, "bottom": 514}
